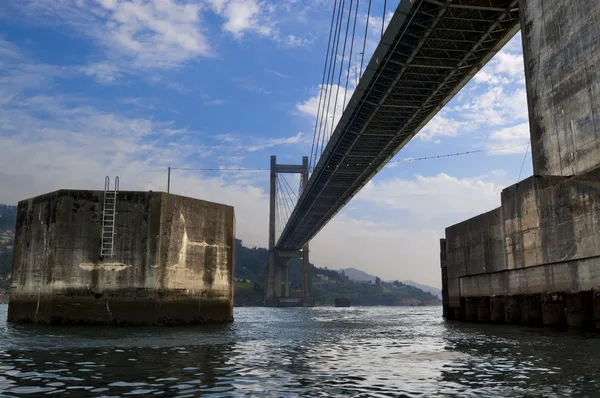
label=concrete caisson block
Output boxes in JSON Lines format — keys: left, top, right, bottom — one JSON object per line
{"left": 7, "top": 190, "right": 235, "bottom": 325}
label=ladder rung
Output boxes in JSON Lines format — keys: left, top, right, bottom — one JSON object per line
{"left": 102, "top": 191, "right": 117, "bottom": 255}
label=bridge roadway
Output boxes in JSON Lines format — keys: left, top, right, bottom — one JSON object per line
{"left": 276, "top": 0, "right": 520, "bottom": 251}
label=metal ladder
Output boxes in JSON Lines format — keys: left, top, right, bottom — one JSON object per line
{"left": 101, "top": 176, "right": 119, "bottom": 258}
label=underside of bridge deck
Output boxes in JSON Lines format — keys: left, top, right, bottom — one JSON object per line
{"left": 277, "top": 0, "right": 520, "bottom": 251}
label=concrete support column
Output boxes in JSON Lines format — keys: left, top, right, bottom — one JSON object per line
{"left": 300, "top": 157, "right": 311, "bottom": 301}
{"left": 440, "top": 239, "right": 452, "bottom": 319}
{"left": 542, "top": 293, "right": 566, "bottom": 327}
{"left": 464, "top": 297, "right": 478, "bottom": 322}
{"left": 522, "top": 294, "right": 543, "bottom": 326}
{"left": 490, "top": 296, "right": 505, "bottom": 323}
{"left": 566, "top": 292, "right": 594, "bottom": 329}
{"left": 505, "top": 295, "right": 522, "bottom": 324}
{"left": 284, "top": 265, "right": 289, "bottom": 298}
{"left": 302, "top": 245, "right": 310, "bottom": 297}
{"left": 594, "top": 292, "right": 600, "bottom": 329}
{"left": 477, "top": 297, "right": 490, "bottom": 322}
{"left": 267, "top": 156, "right": 277, "bottom": 299}
{"left": 520, "top": 0, "right": 600, "bottom": 176}
{"left": 274, "top": 264, "right": 282, "bottom": 298}
{"left": 452, "top": 306, "right": 463, "bottom": 321}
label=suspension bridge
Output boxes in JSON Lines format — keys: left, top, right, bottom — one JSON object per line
{"left": 266, "top": 0, "right": 521, "bottom": 305}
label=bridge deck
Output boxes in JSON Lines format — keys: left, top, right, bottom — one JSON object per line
{"left": 277, "top": 0, "right": 520, "bottom": 250}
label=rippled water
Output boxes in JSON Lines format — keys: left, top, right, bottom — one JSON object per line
{"left": 1, "top": 305, "right": 600, "bottom": 397}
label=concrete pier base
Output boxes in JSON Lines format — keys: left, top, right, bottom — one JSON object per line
{"left": 566, "top": 292, "right": 595, "bottom": 330}
{"left": 452, "top": 304, "right": 463, "bottom": 321}
{"left": 522, "top": 295, "right": 542, "bottom": 326}
{"left": 490, "top": 296, "right": 505, "bottom": 323}
{"left": 542, "top": 294, "right": 566, "bottom": 327}
{"left": 8, "top": 190, "right": 235, "bottom": 325}
{"left": 476, "top": 297, "right": 490, "bottom": 322}
{"left": 505, "top": 296, "right": 522, "bottom": 324}
{"left": 594, "top": 293, "right": 600, "bottom": 329}
{"left": 440, "top": 0, "right": 600, "bottom": 332}
{"left": 464, "top": 298, "right": 478, "bottom": 322}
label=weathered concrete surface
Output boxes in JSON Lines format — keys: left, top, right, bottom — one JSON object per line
{"left": 504, "top": 296, "right": 522, "bottom": 324}
{"left": 490, "top": 296, "right": 505, "bottom": 323}
{"left": 541, "top": 294, "right": 566, "bottom": 327}
{"left": 566, "top": 292, "right": 595, "bottom": 329}
{"left": 8, "top": 190, "right": 235, "bottom": 325}
{"left": 521, "top": 0, "right": 600, "bottom": 176}
{"left": 443, "top": 165, "right": 600, "bottom": 328}
{"left": 445, "top": 208, "right": 504, "bottom": 309}
{"left": 521, "top": 294, "right": 542, "bottom": 326}
{"left": 442, "top": 0, "right": 600, "bottom": 330}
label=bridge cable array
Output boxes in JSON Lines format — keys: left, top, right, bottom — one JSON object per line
{"left": 309, "top": 0, "right": 384, "bottom": 172}
{"left": 275, "top": 174, "right": 301, "bottom": 241}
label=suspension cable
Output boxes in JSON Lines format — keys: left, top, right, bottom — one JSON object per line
{"left": 275, "top": 176, "right": 287, "bottom": 234}
{"left": 276, "top": 176, "right": 294, "bottom": 222}
{"left": 318, "top": 0, "right": 346, "bottom": 159}
{"left": 343, "top": 0, "right": 361, "bottom": 109}
{"left": 328, "top": 0, "right": 355, "bottom": 147}
{"left": 280, "top": 174, "right": 299, "bottom": 201}
{"left": 381, "top": 0, "right": 387, "bottom": 37}
{"left": 279, "top": 176, "right": 297, "bottom": 214}
{"left": 359, "top": 0, "right": 373, "bottom": 79}
{"left": 309, "top": 0, "right": 339, "bottom": 170}
{"left": 315, "top": 0, "right": 345, "bottom": 168}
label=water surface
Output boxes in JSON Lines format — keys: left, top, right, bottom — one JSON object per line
{"left": 0, "top": 305, "right": 599, "bottom": 397}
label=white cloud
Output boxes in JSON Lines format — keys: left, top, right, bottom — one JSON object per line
{"left": 296, "top": 84, "right": 354, "bottom": 145}
{"left": 216, "top": 131, "right": 305, "bottom": 152}
{"left": 358, "top": 173, "right": 502, "bottom": 220}
{"left": 418, "top": 111, "right": 474, "bottom": 141}
{"left": 486, "top": 122, "right": 530, "bottom": 154}
{"left": 0, "top": 35, "right": 23, "bottom": 61}
{"left": 233, "top": 77, "right": 271, "bottom": 94}
{"left": 80, "top": 62, "right": 123, "bottom": 83}
{"left": 5, "top": 0, "right": 210, "bottom": 78}
{"left": 245, "top": 132, "right": 304, "bottom": 152}
{"left": 97, "top": 0, "right": 210, "bottom": 68}
{"left": 206, "top": 0, "right": 274, "bottom": 37}
{"left": 452, "top": 86, "right": 528, "bottom": 126}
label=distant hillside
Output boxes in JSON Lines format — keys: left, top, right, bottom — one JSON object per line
{"left": 342, "top": 267, "right": 377, "bottom": 283}
{"left": 0, "top": 205, "right": 16, "bottom": 291}
{"left": 402, "top": 280, "right": 442, "bottom": 299}
{"left": 342, "top": 268, "right": 442, "bottom": 299}
{"left": 0, "top": 204, "right": 440, "bottom": 306}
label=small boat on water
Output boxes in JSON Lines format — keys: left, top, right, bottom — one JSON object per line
{"left": 334, "top": 298, "right": 351, "bottom": 307}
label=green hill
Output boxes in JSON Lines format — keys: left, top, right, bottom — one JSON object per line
{"left": 0, "top": 205, "right": 16, "bottom": 291}
{"left": 0, "top": 204, "right": 440, "bottom": 307}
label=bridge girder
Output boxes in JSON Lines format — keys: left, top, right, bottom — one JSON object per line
{"left": 276, "top": 0, "right": 520, "bottom": 251}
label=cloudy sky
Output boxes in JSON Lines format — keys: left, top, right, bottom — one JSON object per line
{"left": 0, "top": 0, "right": 532, "bottom": 287}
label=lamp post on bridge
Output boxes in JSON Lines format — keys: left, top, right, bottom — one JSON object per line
{"left": 265, "top": 155, "right": 312, "bottom": 307}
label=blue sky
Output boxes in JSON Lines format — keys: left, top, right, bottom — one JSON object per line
{"left": 0, "top": 0, "right": 532, "bottom": 287}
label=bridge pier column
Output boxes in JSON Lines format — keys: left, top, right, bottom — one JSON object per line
{"left": 266, "top": 155, "right": 313, "bottom": 307}
{"left": 284, "top": 265, "right": 289, "bottom": 297}
{"left": 274, "top": 263, "right": 282, "bottom": 298}
{"left": 266, "top": 156, "right": 277, "bottom": 300}
{"left": 302, "top": 244, "right": 310, "bottom": 298}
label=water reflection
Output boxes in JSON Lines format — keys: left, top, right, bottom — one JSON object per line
{"left": 0, "top": 305, "right": 599, "bottom": 397}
